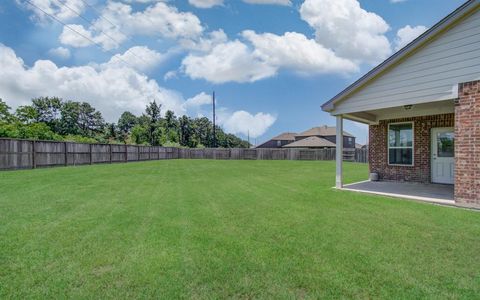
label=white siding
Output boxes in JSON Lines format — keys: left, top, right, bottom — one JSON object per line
{"left": 333, "top": 7, "right": 480, "bottom": 115}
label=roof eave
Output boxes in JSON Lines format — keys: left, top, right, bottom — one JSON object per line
{"left": 321, "top": 0, "right": 480, "bottom": 113}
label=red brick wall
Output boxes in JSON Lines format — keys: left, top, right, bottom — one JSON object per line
{"left": 455, "top": 80, "right": 480, "bottom": 206}
{"left": 369, "top": 114, "right": 454, "bottom": 183}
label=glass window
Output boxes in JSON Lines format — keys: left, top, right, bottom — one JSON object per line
{"left": 388, "top": 123, "right": 413, "bottom": 165}
{"left": 277, "top": 140, "right": 282, "bottom": 147}
{"left": 437, "top": 132, "right": 454, "bottom": 157}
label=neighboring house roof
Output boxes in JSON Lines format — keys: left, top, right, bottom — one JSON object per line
{"left": 322, "top": 0, "right": 480, "bottom": 112}
{"left": 256, "top": 132, "right": 297, "bottom": 148}
{"left": 296, "top": 125, "right": 354, "bottom": 138}
{"left": 271, "top": 132, "right": 297, "bottom": 141}
{"left": 282, "top": 136, "right": 336, "bottom": 148}
{"left": 355, "top": 143, "right": 364, "bottom": 149}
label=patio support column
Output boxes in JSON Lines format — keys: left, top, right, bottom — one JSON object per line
{"left": 336, "top": 115, "right": 343, "bottom": 189}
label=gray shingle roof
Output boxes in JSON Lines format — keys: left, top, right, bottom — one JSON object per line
{"left": 271, "top": 132, "right": 297, "bottom": 141}
{"left": 295, "top": 126, "right": 354, "bottom": 138}
{"left": 282, "top": 136, "right": 336, "bottom": 148}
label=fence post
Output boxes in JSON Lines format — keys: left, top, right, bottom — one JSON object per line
{"left": 32, "top": 140, "right": 36, "bottom": 169}
{"left": 125, "top": 145, "right": 128, "bottom": 162}
{"left": 137, "top": 146, "right": 140, "bottom": 161}
{"left": 110, "top": 144, "right": 113, "bottom": 163}
{"left": 89, "top": 144, "right": 93, "bottom": 165}
{"left": 64, "top": 142, "right": 68, "bottom": 166}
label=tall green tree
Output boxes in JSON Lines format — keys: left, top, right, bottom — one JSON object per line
{"left": 0, "top": 98, "right": 250, "bottom": 148}
{"left": 77, "top": 102, "right": 104, "bottom": 137}
{"left": 145, "top": 100, "right": 161, "bottom": 124}
{"left": 118, "top": 112, "right": 137, "bottom": 134}
{"left": 193, "top": 117, "right": 213, "bottom": 147}
{"left": 164, "top": 110, "right": 179, "bottom": 143}
{"left": 144, "top": 100, "right": 162, "bottom": 145}
{"left": 0, "top": 99, "right": 13, "bottom": 123}
{"left": 103, "top": 123, "right": 117, "bottom": 142}
{"left": 59, "top": 101, "right": 80, "bottom": 135}
{"left": 31, "top": 97, "right": 62, "bottom": 131}
{"left": 15, "top": 105, "right": 38, "bottom": 124}
{"left": 131, "top": 124, "right": 149, "bottom": 145}
{"left": 179, "top": 115, "right": 197, "bottom": 148}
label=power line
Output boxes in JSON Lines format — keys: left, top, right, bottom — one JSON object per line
{"left": 53, "top": 0, "right": 150, "bottom": 67}
{"left": 78, "top": 0, "right": 119, "bottom": 29}
{"left": 78, "top": 0, "right": 154, "bottom": 50}
{"left": 23, "top": 0, "right": 136, "bottom": 69}
{"left": 80, "top": 0, "right": 163, "bottom": 43}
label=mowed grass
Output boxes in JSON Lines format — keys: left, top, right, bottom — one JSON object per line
{"left": 0, "top": 160, "right": 479, "bottom": 299}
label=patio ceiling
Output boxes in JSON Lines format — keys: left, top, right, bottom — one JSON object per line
{"left": 343, "top": 99, "right": 455, "bottom": 125}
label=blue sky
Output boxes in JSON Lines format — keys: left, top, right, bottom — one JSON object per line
{"left": 0, "top": 0, "right": 466, "bottom": 144}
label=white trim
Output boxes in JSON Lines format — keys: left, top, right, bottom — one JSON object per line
{"left": 387, "top": 121, "right": 415, "bottom": 167}
{"left": 336, "top": 116, "right": 343, "bottom": 189}
{"left": 342, "top": 180, "right": 371, "bottom": 187}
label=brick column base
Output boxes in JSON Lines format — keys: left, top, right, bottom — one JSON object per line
{"left": 455, "top": 80, "right": 480, "bottom": 207}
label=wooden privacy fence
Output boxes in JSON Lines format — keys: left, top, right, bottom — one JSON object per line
{"left": 0, "top": 138, "right": 368, "bottom": 170}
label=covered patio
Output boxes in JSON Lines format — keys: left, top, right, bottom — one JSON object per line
{"left": 320, "top": 0, "right": 480, "bottom": 208}
{"left": 342, "top": 180, "right": 454, "bottom": 205}
{"left": 329, "top": 102, "right": 457, "bottom": 206}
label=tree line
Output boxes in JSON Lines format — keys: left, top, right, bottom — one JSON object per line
{"left": 0, "top": 97, "right": 250, "bottom": 148}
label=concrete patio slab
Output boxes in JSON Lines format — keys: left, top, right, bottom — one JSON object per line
{"left": 341, "top": 180, "right": 455, "bottom": 205}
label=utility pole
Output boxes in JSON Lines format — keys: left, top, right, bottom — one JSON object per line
{"left": 247, "top": 130, "right": 250, "bottom": 148}
{"left": 212, "top": 91, "right": 216, "bottom": 148}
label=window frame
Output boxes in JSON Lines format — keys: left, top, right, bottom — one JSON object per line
{"left": 387, "top": 121, "right": 414, "bottom": 167}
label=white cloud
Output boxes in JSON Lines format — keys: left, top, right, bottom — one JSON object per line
{"left": 122, "top": 0, "right": 168, "bottom": 3}
{"left": 60, "top": 2, "right": 204, "bottom": 50}
{"left": 187, "top": 0, "right": 290, "bottom": 8}
{"left": 242, "top": 30, "right": 358, "bottom": 74}
{"left": 183, "top": 92, "right": 212, "bottom": 110}
{"left": 299, "top": 0, "right": 391, "bottom": 64}
{"left": 105, "top": 46, "right": 165, "bottom": 73}
{"left": 48, "top": 47, "right": 71, "bottom": 59}
{"left": 181, "top": 92, "right": 275, "bottom": 138}
{"left": 221, "top": 110, "right": 276, "bottom": 138}
{"left": 394, "top": 25, "right": 428, "bottom": 51}
{"left": 0, "top": 44, "right": 276, "bottom": 138}
{"left": 163, "top": 70, "right": 178, "bottom": 80}
{"left": 59, "top": 24, "right": 96, "bottom": 48}
{"left": 189, "top": 0, "right": 224, "bottom": 8}
{"left": 182, "top": 30, "right": 359, "bottom": 84}
{"left": 19, "top": 0, "right": 85, "bottom": 22}
{"left": 179, "top": 29, "right": 228, "bottom": 52}
{"left": 0, "top": 44, "right": 184, "bottom": 122}
{"left": 183, "top": 92, "right": 277, "bottom": 138}
{"left": 181, "top": 40, "right": 277, "bottom": 83}
{"left": 243, "top": 0, "right": 291, "bottom": 5}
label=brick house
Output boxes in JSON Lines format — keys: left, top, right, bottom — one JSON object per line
{"left": 322, "top": 0, "right": 480, "bottom": 207}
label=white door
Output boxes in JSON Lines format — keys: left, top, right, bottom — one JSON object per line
{"left": 431, "top": 128, "right": 455, "bottom": 184}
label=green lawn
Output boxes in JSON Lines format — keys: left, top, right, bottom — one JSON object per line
{"left": 0, "top": 160, "right": 479, "bottom": 298}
